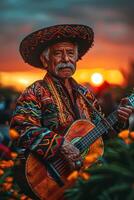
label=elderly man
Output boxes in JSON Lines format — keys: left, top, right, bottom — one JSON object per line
{"left": 10, "top": 24, "right": 133, "bottom": 199}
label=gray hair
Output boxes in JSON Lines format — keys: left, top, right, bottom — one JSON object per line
{"left": 41, "top": 48, "right": 50, "bottom": 60}
{"left": 41, "top": 43, "right": 78, "bottom": 61}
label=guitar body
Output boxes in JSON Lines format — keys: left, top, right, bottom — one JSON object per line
{"left": 23, "top": 120, "right": 104, "bottom": 200}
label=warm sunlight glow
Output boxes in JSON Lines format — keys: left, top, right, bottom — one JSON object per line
{"left": 105, "top": 70, "right": 124, "bottom": 85}
{"left": 0, "top": 72, "right": 45, "bottom": 91}
{"left": 91, "top": 73, "right": 104, "bottom": 86}
{"left": 0, "top": 69, "right": 125, "bottom": 91}
{"left": 18, "top": 79, "right": 29, "bottom": 85}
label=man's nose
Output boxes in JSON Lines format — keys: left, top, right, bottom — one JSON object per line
{"left": 62, "top": 52, "right": 69, "bottom": 62}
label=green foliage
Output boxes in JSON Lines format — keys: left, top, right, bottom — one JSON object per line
{"left": 65, "top": 138, "right": 134, "bottom": 200}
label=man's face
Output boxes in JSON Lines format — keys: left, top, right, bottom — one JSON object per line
{"left": 47, "top": 42, "right": 78, "bottom": 79}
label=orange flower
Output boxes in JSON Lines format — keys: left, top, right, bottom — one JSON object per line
{"left": 0, "top": 160, "right": 14, "bottom": 169}
{"left": 118, "top": 130, "right": 129, "bottom": 139}
{"left": 5, "top": 176, "right": 13, "bottom": 182}
{"left": 8, "top": 160, "right": 14, "bottom": 167}
{"left": 11, "top": 152, "right": 18, "bottom": 159}
{"left": 80, "top": 172, "right": 90, "bottom": 180}
{"left": 0, "top": 169, "right": 4, "bottom": 176}
{"left": 9, "top": 129, "right": 19, "bottom": 140}
{"left": 0, "top": 161, "right": 7, "bottom": 169}
{"left": 20, "top": 194, "right": 29, "bottom": 200}
{"left": 3, "top": 182, "right": 12, "bottom": 191}
{"left": 130, "top": 131, "right": 134, "bottom": 140}
{"left": 67, "top": 171, "right": 78, "bottom": 181}
{"left": 124, "top": 138, "right": 133, "bottom": 144}
{"left": 85, "top": 153, "right": 98, "bottom": 164}
{"left": 118, "top": 130, "right": 134, "bottom": 144}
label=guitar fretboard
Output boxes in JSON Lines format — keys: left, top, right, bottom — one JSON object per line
{"left": 74, "top": 91, "right": 134, "bottom": 152}
{"left": 74, "top": 111, "right": 118, "bottom": 153}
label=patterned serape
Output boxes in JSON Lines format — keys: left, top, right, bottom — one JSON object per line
{"left": 10, "top": 73, "right": 102, "bottom": 161}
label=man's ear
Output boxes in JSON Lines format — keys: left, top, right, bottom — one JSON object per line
{"left": 40, "top": 54, "right": 49, "bottom": 69}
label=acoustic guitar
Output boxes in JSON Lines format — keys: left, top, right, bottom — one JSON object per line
{"left": 16, "top": 93, "right": 134, "bottom": 200}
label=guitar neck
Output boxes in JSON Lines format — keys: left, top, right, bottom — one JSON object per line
{"left": 74, "top": 92, "right": 134, "bottom": 152}
{"left": 74, "top": 111, "right": 118, "bottom": 152}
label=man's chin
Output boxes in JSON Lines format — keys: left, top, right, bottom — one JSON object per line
{"left": 58, "top": 74, "right": 73, "bottom": 79}
{"left": 57, "top": 69, "right": 75, "bottom": 79}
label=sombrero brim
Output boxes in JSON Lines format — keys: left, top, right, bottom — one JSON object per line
{"left": 19, "top": 24, "right": 94, "bottom": 69}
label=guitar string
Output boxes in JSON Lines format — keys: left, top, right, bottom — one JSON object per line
{"left": 52, "top": 112, "right": 118, "bottom": 174}
{"left": 52, "top": 99, "right": 134, "bottom": 175}
{"left": 52, "top": 122, "right": 113, "bottom": 174}
{"left": 56, "top": 128, "right": 114, "bottom": 175}
{"left": 54, "top": 127, "right": 100, "bottom": 170}
{"left": 76, "top": 113, "right": 117, "bottom": 150}
{"left": 80, "top": 112, "right": 117, "bottom": 146}
{"left": 54, "top": 132, "right": 117, "bottom": 175}
{"left": 52, "top": 114, "right": 117, "bottom": 175}
{"left": 53, "top": 158, "right": 66, "bottom": 169}
{"left": 53, "top": 123, "right": 111, "bottom": 174}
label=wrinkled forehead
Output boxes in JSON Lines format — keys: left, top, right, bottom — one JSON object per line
{"left": 49, "top": 41, "right": 77, "bottom": 51}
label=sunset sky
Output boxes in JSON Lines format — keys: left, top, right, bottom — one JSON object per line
{"left": 0, "top": 0, "right": 134, "bottom": 89}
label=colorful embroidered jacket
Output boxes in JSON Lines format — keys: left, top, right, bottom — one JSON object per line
{"left": 10, "top": 73, "right": 105, "bottom": 161}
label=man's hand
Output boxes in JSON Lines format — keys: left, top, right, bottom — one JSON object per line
{"left": 60, "top": 140, "right": 83, "bottom": 170}
{"left": 117, "top": 98, "right": 134, "bottom": 123}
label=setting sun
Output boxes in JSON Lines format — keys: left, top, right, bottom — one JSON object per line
{"left": 91, "top": 73, "right": 104, "bottom": 86}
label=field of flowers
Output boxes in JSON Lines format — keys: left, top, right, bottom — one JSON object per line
{"left": 0, "top": 129, "right": 134, "bottom": 200}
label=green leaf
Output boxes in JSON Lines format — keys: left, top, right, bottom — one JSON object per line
{"left": 127, "top": 189, "right": 134, "bottom": 200}
{"left": 104, "top": 183, "right": 130, "bottom": 195}
{"left": 88, "top": 164, "right": 133, "bottom": 178}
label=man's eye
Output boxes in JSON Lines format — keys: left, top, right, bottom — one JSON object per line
{"left": 68, "top": 52, "right": 74, "bottom": 56}
{"left": 54, "top": 52, "right": 62, "bottom": 56}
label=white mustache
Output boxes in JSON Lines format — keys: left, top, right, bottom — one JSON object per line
{"left": 56, "top": 62, "right": 75, "bottom": 72}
